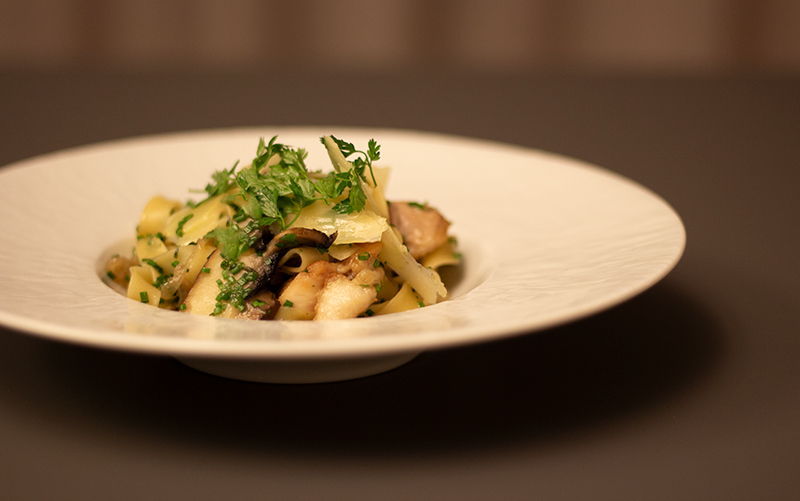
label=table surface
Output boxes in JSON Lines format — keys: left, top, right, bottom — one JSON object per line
{"left": 1, "top": 70, "right": 798, "bottom": 501}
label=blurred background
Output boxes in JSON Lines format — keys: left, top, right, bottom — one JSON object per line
{"left": 1, "top": 0, "right": 799, "bottom": 74}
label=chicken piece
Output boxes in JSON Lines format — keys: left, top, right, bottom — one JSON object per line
{"left": 273, "top": 261, "right": 339, "bottom": 320}
{"left": 274, "top": 242, "right": 385, "bottom": 320}
{"left": 388, "top": 202, "right": 450, "bottom": 259}
{"left": 337, "top": 241, "right": 384, "bottom": 277}
{"left": 314, "top": 274, "right": 378, "bottom": 320}
{"left": 315, "top": 243, "right": 385, "bottom": 320}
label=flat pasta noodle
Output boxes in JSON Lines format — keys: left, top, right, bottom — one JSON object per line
{"left": 370, "top": 282, "right": 421, "bottom": 316}
{"left": 421, "top": 238, "right": 460, "bottom": 270}
{"left": 278, "top": 247, "right": 329, "bottom": 274}
{"left": 138, "top": 195, "right": 182, "bottom": 236}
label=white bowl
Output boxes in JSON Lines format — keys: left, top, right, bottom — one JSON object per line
{"left": 0, "top": 127, "right": 685, "bottom": 383}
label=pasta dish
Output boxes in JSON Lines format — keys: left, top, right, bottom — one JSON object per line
{"left": 104, "top": 135, "right": 459, "bottom": 320}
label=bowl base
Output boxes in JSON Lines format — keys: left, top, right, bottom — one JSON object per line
{"left": 176, "top": 351, "right": 419, "bottom": 384}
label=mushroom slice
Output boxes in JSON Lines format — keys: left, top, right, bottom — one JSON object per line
{"left": 388, "top": 202, "right": 450, "bottom": 259}
{"left": 264, "top": 227, "right": 337, "bottom": 258}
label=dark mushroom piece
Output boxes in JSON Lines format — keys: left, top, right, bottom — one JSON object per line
{"left": 182, "top": 227, "right": 336, "bottom": 319}
{"left": 227, "top": 289, "right": 279, "bottom": 321}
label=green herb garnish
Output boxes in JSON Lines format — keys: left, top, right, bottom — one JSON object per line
{"left": 142, "top": 258, "right": 163, "bottom": 275}
{"left": 153, "top": 274, "right": 171, "bottom": 288}
{"left": 198, "top": 135, "right": 382, "bottom": 262}
{"left": 175, "top": 214, "right": 194, "bottom": 238}
{"left": 210, "top": 258, "right": 260, "bottom": 314}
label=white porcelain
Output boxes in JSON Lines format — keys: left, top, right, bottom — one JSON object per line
{"left": 0, "top": 127, "right": 685, "bottom": 383}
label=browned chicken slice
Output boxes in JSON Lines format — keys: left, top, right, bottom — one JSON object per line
{"left": 273, "top": 260, "right": 339, "bottom": 320}
{"left": 388, "top": 202, "right": 450, "bottom": 259}
{"left": 274, "top": 242, "right": 385, "bottom": 320}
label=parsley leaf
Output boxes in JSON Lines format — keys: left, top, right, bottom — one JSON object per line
{"left": 367, "top": 139, "right": 381, "bottom": 162}
{"left": 328, "top": 136, "right": 357, "bottom": 157}
{"left": 203, "top": 161, "right": 238, "bottom": 199}
{"left": 346, "top": 175, "right": 367, "bottom": 212}
{"left": 205, "top": 224, "right": 259, "bottom": 261}
{"left": 325, "top": 135, "right": 379, "bottom": 187}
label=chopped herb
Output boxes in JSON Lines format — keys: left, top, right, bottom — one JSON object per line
{"left": 209, "top": 258, "right": 262, "bottom": 314}
{"left": 408, "top": 201, "right": 428, "bottom": 210}
{"left": 277, "top": 232, "right": 297, "bottom": 248}
{"left": 175, "top": 214, "right": 194, "bottom": 237}
{"left": 153, "top": 274, "right": 171, "bottom": 288}
{"left": 283, "top": 300, "right": 294, "bottom": 307}
{"left": 106, "top": 271, "right": 116, "bottom": 280}
{"left": 373, "top": 259, "right": 381, "bottom": 268}
{"left": 142, "top": 258, "right": 163, "bottom": 275}
{"left": 201, "top": 267, "right": 211, "bottom": 274}
{"left": 417, "top": 301, "right": 424, "bottom": 308}
{"left": 139, "top": 291, "right": 149, "bottom": 303}
{"left": 179, "top": 304, "right": 186, "bottom": 311}
{"left": 357, "top": 251, "right": 370, "bottom": 261}
{"left": 252, "top": 300, "right": 266, "bottom": 308}
{"left": 171, "top": 260, "right": 180, "bottom": 267}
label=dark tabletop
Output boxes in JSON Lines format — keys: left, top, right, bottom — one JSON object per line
{"left": 1, "top": 70, "right": 798, "bottom": 500}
